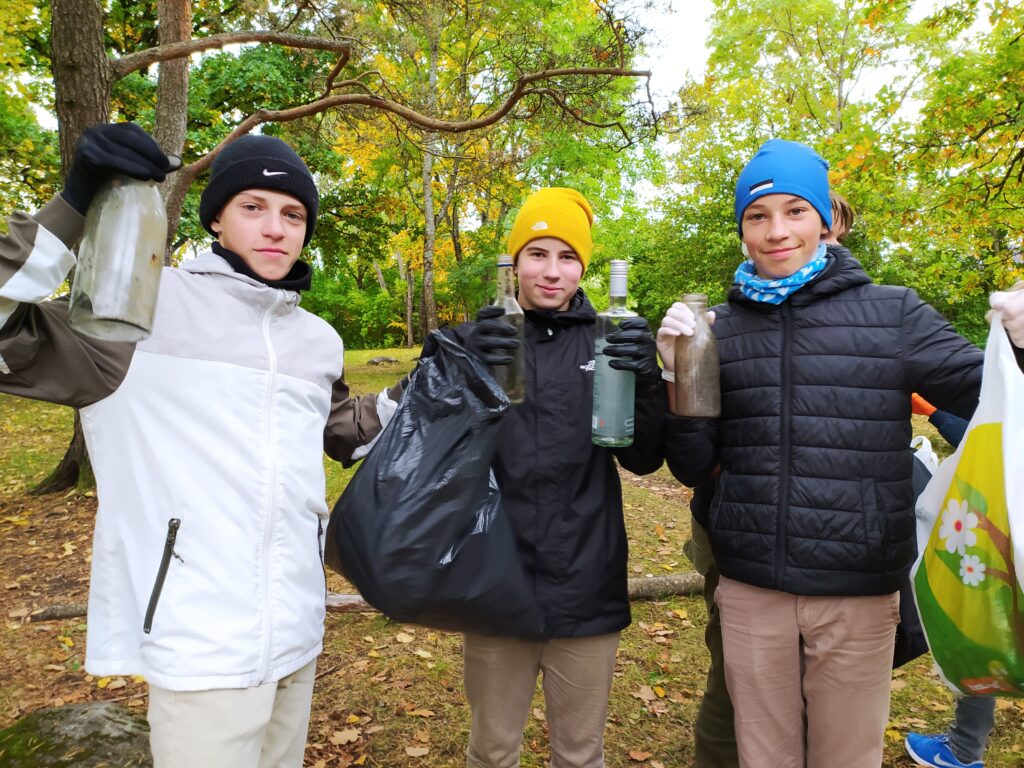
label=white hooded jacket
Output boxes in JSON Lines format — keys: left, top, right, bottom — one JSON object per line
{"left": 0, "top": 196, "right": 400, "bottom": 690}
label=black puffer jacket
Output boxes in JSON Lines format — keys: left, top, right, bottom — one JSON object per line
{"left": 665, "top": 247, "right": 982, "bottom": 597}
{"left": 430, "top": 291, "right": 665, "bottom": 637}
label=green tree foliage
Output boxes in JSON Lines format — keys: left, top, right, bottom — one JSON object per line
{"left": 896, "top": 0, "right": 1024, "bottom": 342}
{"left": 4, "top": 0, "right": 1018, "bottom": 350}
{"left": 605, "top": 0, "right": 1021, "bottom": 346}
{"left": 0, "top": 0, "right": 58, "bottom": 217}
{"left": 304, "top": 0, "right": 656, "bottom": 337}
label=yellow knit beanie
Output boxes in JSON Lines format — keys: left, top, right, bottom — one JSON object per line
{"left": 507, "top": 187, "right": 594, "bottom": 271}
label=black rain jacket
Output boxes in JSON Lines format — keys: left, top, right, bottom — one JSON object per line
{"left": 427, "top": 290, "right": 665, "bottom": 637}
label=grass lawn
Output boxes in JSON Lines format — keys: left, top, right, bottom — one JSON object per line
{"left": 0, "top": 347, "right": 1021, "bottom": 766}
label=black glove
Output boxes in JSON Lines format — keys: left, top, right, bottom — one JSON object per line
{"left": 604, "top": 316, "right": 660, "bottom": 385}
{"left": 62, "top": 123, "right": 180, "bottom": 215}
{"left": 465, "top": 305, "right": 521, "bottom": 366}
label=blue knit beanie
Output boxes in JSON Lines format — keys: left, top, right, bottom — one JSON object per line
{"left": 734, "top": 139, "right": 831, "bottom": 234}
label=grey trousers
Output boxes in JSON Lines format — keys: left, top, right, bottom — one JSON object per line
{"left": 463, "top": 631, "right": 620, "bottom": 768}
{"left": 949, "top": 695, "right": 996, "bottom": 763}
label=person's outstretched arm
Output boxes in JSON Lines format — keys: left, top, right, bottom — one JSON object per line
{"left": 1, "top": 124, "right": 172, "bottom": 407}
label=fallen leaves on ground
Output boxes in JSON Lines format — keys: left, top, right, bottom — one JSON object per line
{"left": 330, "top": 728, "right": 361, "bottom": 745}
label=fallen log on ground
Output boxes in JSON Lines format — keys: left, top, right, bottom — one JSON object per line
{"left": 30, "top": 574, "right": 706, "bottom": 622}
{"left": 28, "top": 603, "right": 88, "bottom": 622}
{"left": 626, "top": 572, "right": 704, "bottom": 600}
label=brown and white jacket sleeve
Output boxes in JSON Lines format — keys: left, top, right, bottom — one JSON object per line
{"left": 0, "top": 195, "right": 135, "bottom": 407}
{"left": 323, "top": 374, "right": 406, "bottom": 468}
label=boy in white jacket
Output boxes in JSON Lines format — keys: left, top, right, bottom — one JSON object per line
{"left": 0, "top": 124, "right": 402, "bottom": 767}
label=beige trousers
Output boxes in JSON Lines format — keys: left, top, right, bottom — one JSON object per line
{"left": 147, "top": 658, "right": 316, "bottom": 768}
{"left": 463, "top": 632, "right": 621, "bottom": 768}
{"left": 715, "top": 577, "right": 900, "bottom": 768}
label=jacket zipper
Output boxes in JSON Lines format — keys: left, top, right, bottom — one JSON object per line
{"left": 318, "top": 518, "right": 327, "bottom": 601}
{"left": 775, "top": 304, "right": 793, "bottom": 590}
{"left": 258, "top": 292, "right": 283, "bottom": 682}
{"left": 143, "top": 518, "right": 182, "bottom": 634}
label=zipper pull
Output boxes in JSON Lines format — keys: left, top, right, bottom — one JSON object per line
{"left": 166, "top": 518, "right": 184, "bottom": 563}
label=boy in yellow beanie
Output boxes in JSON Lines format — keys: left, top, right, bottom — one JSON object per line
{"left": 424, "top": 187, "right": 666, "bottom": 767}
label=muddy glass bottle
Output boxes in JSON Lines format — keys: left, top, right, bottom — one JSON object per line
{"left": 490, "top": 254, "right": 525, "bottom": 404}
{"left": 69, "top": 176, "right": 167, "bottom": 342}
{"left": 673, "top": 293, "right": 720, "bottom": 417}
{"left": 592, "top": 260, "right": 636, "bottom": 447}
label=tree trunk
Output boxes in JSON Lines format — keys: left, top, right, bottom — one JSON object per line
{"left": 31, "top": 412, "right": 93, "bottom": 495}
{"left": 395, "top": 252, "right": 415, "bottom": 347}
{"left": 41, "top": 0, "right": 114, "bottom": 494}
{"left": 372, "top": 261, "right": 388, "bottom": 292}
{"left": 419, "top": 33, "right": 440, "bottom": 333}
{"left": 447, "top": 195, "right": 470, "bottom": 320}
{"left": 448, "top": 193, "right": 463, "bottom": 264}
{"left": 406, "top": 266, "right": 416, "bottom": 348}
{"left": 51, "top": 0, "right": 112, "bottom": 170}
{"left": 154, "top": 0, "right": 193, "bottom": 260}
{"left": 420, "top": 137, "right": 438, "bottom": 333}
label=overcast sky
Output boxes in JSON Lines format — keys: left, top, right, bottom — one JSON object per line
{"left": 630, "top": 0, "right": 988, "bottom": 112}
{"left": 631, "top": 0, "right": 715, "bottom": 111}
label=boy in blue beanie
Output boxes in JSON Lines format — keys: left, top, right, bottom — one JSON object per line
{"left": 0, "top": 124, "right": 407, "bottom": 767}
{"left": 656, "top": 138, "right": 1024, "bottom": 768}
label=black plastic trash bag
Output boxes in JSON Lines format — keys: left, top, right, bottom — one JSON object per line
{"left": 324, "top": 332, "right": 546, "bottom": 638}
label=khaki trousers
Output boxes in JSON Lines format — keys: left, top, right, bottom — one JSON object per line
{"left": 463, "top": 632, "right": 620, "bottom": 768}
{"left": 716, "top": 577, "right": 899, "bottom": 768}
{"left": 147, "top": 659, "right": 316, "bottom": 768}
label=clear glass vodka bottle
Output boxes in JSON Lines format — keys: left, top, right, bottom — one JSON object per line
{"left": 69, "top": 176, "right": 167, "bottom": 342}
{"left": 592, "top": 260, "right": 636, "bottom": 447}
{"left": 490, "top": 254, "right": 525, "bottom": 404}
{"left": 673, "top": 293, "right": 720, "bottom": 417}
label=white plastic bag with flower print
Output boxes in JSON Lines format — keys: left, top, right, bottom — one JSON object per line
{"left": 912, "top": 310, "right": 1024, "bottom": 698}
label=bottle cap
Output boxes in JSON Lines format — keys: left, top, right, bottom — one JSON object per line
{"left": 610, "top": 260, "right": 628, "bottom": 296}
{"left": 682, "top": 293, "right": 708, "bottom": 307}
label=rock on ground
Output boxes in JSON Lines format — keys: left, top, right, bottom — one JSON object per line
{"left": 0, "top": 701, "right": 150, "bottom": 767}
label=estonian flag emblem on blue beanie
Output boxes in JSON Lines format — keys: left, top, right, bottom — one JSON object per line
{"left": 734, "top": 139, "right": 831, "bottom": 234}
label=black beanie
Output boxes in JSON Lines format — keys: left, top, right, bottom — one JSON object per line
{"left": 199, "top": 135, "right": 319, "bottom": 246}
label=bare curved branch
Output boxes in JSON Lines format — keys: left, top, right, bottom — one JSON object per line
{"left": 112, "top": 31, "right": 355, "bottom": 79}
{"left": 181, "top": 67, "right": 651, "bottom": 177}
{"left": 320, "top": 49, "right": 353, "bottom": 98}
{"left": 532, "top": 87, "right": 625, "bottom": 130}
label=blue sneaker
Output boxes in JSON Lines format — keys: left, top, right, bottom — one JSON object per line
{"left": 905, "top": 733, "right": 983, "bottom": 768}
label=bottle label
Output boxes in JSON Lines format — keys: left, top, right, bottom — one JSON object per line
{"left": 591, "top": 338, "right": 635, "bottom": 443}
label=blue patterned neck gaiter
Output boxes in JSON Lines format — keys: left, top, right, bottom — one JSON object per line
{"left": 734, "top": 243, "right": 828, "bottom": 305}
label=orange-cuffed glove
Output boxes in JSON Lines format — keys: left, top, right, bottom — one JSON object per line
{"left": 911, "top": 393, "right": 937, "bottom": 417}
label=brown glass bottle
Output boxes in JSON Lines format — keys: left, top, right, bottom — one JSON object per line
{"left": 673, "top": 294, "right": 720, "bottom": 417}
{"left": 490, "top": 254, "right": 525, "bottom": 404}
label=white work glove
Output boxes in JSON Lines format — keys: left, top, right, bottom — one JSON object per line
{"left": 990, "top": 285, "right": 1024, "bottom": 348}
{"left": 656, "top": 302, "right": 716, "bottom": 373}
